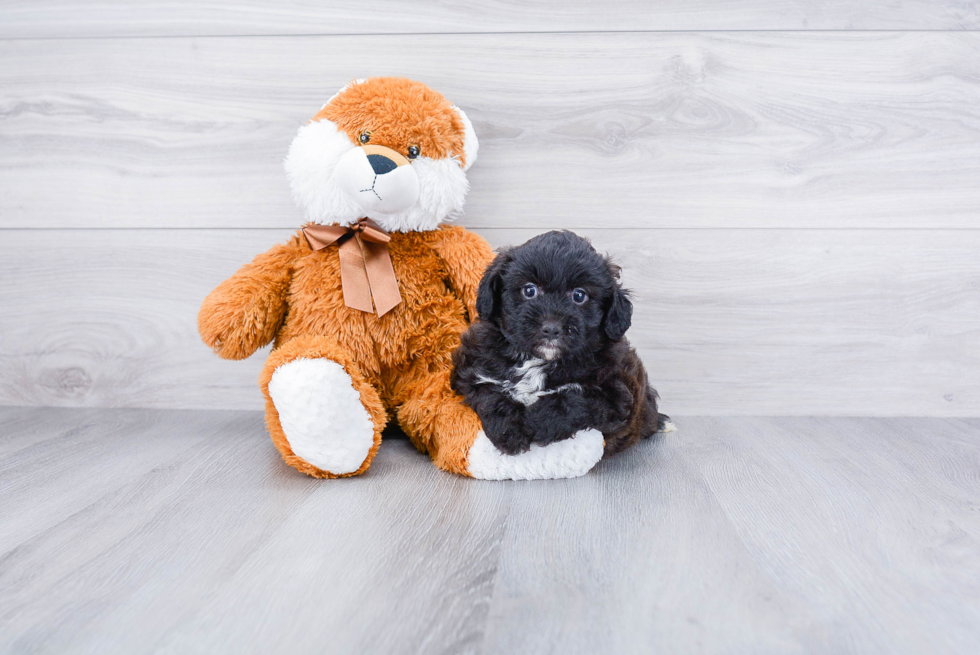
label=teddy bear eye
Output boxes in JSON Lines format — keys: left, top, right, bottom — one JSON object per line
{"left": 571, "top": 288, "right": 588, "bottom": 305}
{"left": 407, "top": 145, "right": 420, "bottom": 159}
{"left": 522, "top": 283, "right": 538, "bottom": 299}
{"left": 359, "top": 132, "right": 371, "bottom": 144}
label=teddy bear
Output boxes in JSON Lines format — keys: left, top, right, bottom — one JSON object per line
{"left": 198, "top": 77, "right": 606, "bottom": 480}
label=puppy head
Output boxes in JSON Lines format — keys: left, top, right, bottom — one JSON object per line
{"left": 284, "top": 77, "right": 479, "bottom": 232}
{"left": 476, "top": 231, "right": 633, "bottom": 361}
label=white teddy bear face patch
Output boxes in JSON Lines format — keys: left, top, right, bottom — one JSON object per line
{"left": 331, "top": 144, "right": 421, "bottom": 216}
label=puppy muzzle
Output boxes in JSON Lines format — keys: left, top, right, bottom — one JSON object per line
{"left": 536, "top": 339, "right": 563, "bottom": 361}
{"left": 333, "top": 144, "right": 420, "bottom": 214}
{"left": 533, "top": 318, "right": 568, "bottom": 360}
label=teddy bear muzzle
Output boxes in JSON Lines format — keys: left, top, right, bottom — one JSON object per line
{"left": 332, "top": 144, "right": 421, "bottom": 215}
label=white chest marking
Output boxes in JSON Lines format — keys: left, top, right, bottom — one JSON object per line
{"left": 476, "top": 358, "right": 582, "bottom": 407}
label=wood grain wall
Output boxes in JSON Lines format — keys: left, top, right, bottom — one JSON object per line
{"left": 1, "top": 3, "right": 978, "bottom": 415}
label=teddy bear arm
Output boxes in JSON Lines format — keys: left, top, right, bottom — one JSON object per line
{"left": 197, "top": 239, "right": 303, "bottom": 360}
{"left": 430, "top": 226, "right": 495, "bottom": 321}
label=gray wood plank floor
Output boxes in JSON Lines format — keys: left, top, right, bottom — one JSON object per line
{"left": 2, "top": 1, "right": 977, "bottom": 38}
{"left": 3, "top": 15, "right": 979, "bottom": 420}
{"left": 4, "top": 32, "right": 979, "bottom": 230}
{"left": 4, "top": 228, "right": 979, "bottom": 415}
{"left": 2, "top": 408, "right": 978, "bottom": 654}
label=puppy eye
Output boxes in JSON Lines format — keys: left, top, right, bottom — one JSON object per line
{"left": 522, "top": 283, "right": 538, "bottom": 299}
{"left": 407, "top": 145, "right": 420, "bottom": 159}
{"left": 571, "top": 288, "right": 589, "bottom": 305}
{"left": 359, "top": 132, "right": 371, "bottom": 144}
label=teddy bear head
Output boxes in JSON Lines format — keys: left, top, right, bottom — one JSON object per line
{"left": 284, "top": 77, "right": 479, "bottom": 233}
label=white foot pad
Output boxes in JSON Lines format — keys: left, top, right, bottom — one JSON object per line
{"left": 268, "top": 358, "right": 375, "bottom": 474}
{"left": 467, "top": 429, "right": 605, "bottom": 480}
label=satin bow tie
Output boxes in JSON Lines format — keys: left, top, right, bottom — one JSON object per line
{"left": 302, "top": 218, "right": 403, "bottom": 317}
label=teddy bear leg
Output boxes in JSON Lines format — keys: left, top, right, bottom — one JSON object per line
{"left": 393, "top": 368, "right": 482, "bottom": 477}
{"left": 393, "top": 366, "right": 604, "bottom": 480}
{"left": 260, "top": 335, "right": 386, "bottom": 478}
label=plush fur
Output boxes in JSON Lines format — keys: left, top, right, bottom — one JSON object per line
{"left": 452, "top": 230, "right": 668, "bottom": 457}
{"left": 316, "top": 77, "right": 470, "bottom": 166}
{"left": 199, "top": 78, "right": 494, "bottom": 478}
{"left": 466, "top": 428, "right": 605, "bottom": 481}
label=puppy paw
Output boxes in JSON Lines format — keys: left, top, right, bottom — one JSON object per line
{"left": 467, "top": 428, "right": 604, "bottom": 480}
{"left": 482, "top": 427, "right": 533, "bottom": 456}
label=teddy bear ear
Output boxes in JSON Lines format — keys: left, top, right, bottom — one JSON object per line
{"left": 451, "top": 105, "right": 479, "bottom": 171}
{"left": 320, "top": 78, "right": 367, "bottom": 111}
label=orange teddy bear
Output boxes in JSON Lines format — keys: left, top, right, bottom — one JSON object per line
{"left": 198, "top": 78, "right": 607, "bottom": 480}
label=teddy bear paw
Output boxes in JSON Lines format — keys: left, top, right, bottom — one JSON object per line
{"left": 268, "top": 358, "right": 376, "bottom": 475}
{"left": 466, "top": 428, "right": 604, "bottom": 481}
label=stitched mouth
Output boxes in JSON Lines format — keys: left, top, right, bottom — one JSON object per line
{"left": 359, "top": 175, "right": 383, "bottom": 201}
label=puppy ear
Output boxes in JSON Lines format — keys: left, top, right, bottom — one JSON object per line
{"left": 476, "top": 250, "right": 510, "bottom": 324}
{"left": 604, "top": 279, "right": 633, "bottom": 341}
{"left": 601, "top": 255, "right": 632, "bottom": 340}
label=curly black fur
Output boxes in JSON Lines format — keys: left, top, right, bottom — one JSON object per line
{"left": 451, "top": 230, "right": 668, "bottom": 456}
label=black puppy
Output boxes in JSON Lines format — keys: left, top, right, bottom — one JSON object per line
{"left": 452, "top": 230, "right": 669, "bottom": 456}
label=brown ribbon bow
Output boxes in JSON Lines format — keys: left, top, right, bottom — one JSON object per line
{"left": 303, "top": 218, "right": 403, "bottom": 317}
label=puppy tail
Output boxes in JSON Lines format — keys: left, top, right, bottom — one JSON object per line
{"left": 636, "top": 385, "right": 672, "bottom": 440}
{"left": 642, "top": 386, "right": 676, "bottom": 436}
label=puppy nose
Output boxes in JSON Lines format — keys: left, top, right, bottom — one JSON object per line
{"left": 540, "top": 321, "right": 562, "bottom": 339}
{"left": 367, "top": 154, "right": 398, "bottom": 175}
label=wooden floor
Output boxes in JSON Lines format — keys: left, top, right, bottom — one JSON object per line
{"left": 1, "top": 408, "right": 977, "bottom": 654}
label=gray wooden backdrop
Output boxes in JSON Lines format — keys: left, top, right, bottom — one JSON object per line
{"left": 1, "top": 2, "right": 978, "bottom": 416}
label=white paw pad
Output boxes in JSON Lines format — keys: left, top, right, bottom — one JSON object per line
{"left": 467, "top": 429, "right": 605, "bottom": 481}
{"left": 268, "top": 358, "right": 375, "bottom": 474}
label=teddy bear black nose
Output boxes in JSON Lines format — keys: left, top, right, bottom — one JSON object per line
{"left": 367, "top": 154, "right": 398, "bottom": 175}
